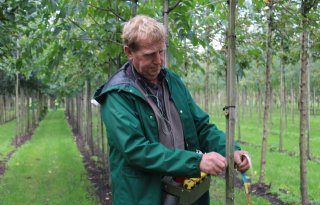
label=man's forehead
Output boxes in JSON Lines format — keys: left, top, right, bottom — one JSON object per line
{"left": 138, "top": 40, "right": 166, "bottom": 53}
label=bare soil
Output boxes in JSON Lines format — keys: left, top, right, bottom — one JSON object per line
{"left": 70, "top": 125, "right": 112, "bottom": 205}
{"left": 233, "top": 173, "right": 294, "bottom": 205}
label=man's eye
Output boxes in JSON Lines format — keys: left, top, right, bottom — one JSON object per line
{"left": 144, "top": 53, "right": 155, "bottom": 57}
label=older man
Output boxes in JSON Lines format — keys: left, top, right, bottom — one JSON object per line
{"left": 94, "top": 15, "right": 250, "bottom": 205}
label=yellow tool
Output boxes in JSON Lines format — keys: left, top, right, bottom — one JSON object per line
{"left": 183, "top": 172, "right": 207, "bottom": 190}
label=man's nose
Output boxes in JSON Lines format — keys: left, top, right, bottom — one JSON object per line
{"left": 153, "top": 52, "right": 163, "bottom": 64}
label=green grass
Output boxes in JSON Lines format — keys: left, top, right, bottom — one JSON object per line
{"left": 208, "top": 106, "right": 320, "bottom": 204}
{"left": 0, "top": 120, "right": 16, "bottom": 161}
{"left": 0, "top": 110, "right": 97, "bottom": 205}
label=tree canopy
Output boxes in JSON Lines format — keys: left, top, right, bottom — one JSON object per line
{"left": 0, "top": 0, "right": 319, "bottom": 99}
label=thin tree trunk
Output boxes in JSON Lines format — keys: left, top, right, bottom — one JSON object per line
{"left": 75, "top": 97, "right": 79, "bottom": 132}
{"left": 204, "top": 27, "right": 210, "bottom": 113}
{"left": 259, "top": 0, "right": 273, "bottom": 184}
{"left": 299, "top": 28, "right": 310, "bottom": 205}
{"left": 269, "top": 89, "right": 273, "bottom": 130}
{"left": 225, "top": 0, "right": 237, "bottom": 204}
{"left": 0, "top": 95, "right": 4, "bottom": 124}
{"left": 15, "top": 72, "right": 20, "bottom": 146}
{"left": 131, "top": 0, "right": 138, "bottom": 16}
{"left": 306, "top": 49, "right": 311, "bottom": 160}
{"left": 163, "top": 0, "right": 169, "bottom": 67}
{"left": 279, "top": 54, "right": 284, "bottom": 152}
{"left": 86, "top": 79, "right": 94, "bottom": 154}
{"left": 283, "top": 66, "right": 288, "bottom": 130}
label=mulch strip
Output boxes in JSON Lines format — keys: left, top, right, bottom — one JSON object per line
{"left": 68, "top": 120, "right": 112, "bottom": 205}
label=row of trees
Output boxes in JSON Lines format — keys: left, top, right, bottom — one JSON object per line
{"left": 1, "top": 0, "right": 319, "bottom": 204}
{"left": 0, "top": 69, "right": 48, "bottom": 146}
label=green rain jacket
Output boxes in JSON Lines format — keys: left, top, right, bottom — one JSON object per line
{"left": 94, "top": 62, "right": 240, "bottom": 205}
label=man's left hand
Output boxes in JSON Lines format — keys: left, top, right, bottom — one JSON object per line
{"left": 234, "top": 150, "right": 250, "bottom": 172}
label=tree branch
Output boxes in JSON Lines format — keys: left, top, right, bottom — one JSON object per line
{"left": 167, "top": 0, "right": 183, "bottom": 13}
{"left": 87, "top": 3, "right": 127, "bottom": 22}
{"left": 67, "top": 17, "right": 86, "bottom": 32}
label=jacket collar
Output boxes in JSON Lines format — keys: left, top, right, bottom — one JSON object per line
{"left": 94, "top": 61, "right": 167, "bottom": 104}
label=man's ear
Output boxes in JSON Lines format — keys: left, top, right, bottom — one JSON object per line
{"left": 124, "top": 46, "right": 133, "bottom": 60}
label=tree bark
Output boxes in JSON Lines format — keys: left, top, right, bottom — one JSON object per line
{"left": 15, "top": 72, "right": 21, "bottom": 146}
{"left": 86, "top": 79, "right": 94, "bottom": 154}
{"left": 279, "top": 53, "right": 285, "bottom": 152}
{"left": 259, "top": 0, "right": 273, "bottom": 184}
{"left": 163, "top": 0, "right": 169, "bottom": 67}
{"left": 225, "top": 0, "right": 237, "bottom": 204}
{"left": 306, "top": 49, "right": 311, "bottom": 160}
{"left": 204, "top": 25, "right": 210, "bottom": 113}
{"left": 299, "top": 28, "right": 310, "bottom": 205}
{"left": 131, "top": 0, "right": 138, "bottom": 16}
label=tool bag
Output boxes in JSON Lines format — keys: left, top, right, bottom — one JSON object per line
{"left": 161, "top": 175, "right": 211, "bottom": 205}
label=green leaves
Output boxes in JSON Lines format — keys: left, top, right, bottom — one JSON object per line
{"left": 0, "top": 0, "right": 319, "bottom": 101}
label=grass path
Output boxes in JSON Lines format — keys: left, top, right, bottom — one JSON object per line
{"left": 0, "top": 111, "right": 97, "bottom": 205}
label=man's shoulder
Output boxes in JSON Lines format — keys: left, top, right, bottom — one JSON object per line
{"left": 106, "top": 62, "right": 133, "bottom": 87}
{"left": 94, "top": 62, "right": 134, "bottom": 104}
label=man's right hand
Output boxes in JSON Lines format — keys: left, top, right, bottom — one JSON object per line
{"left": 199, "top": 152, "right": 227, "bottom": 175}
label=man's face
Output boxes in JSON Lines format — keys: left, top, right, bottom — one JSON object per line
{"left": 125, "top": 38, "right": 166, "bottom": 83}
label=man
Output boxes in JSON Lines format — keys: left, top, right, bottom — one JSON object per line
{"left": 94, "top": 15, "right": 250, "bottom": 205}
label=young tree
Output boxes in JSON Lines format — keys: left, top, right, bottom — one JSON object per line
{"left": 259, "top": 0, "right": 274, "bottom": 184}
{"left": 225, "top": 0, "right": 237, "bottom": 203}
{"left": 299, "top": 0, "right": 318, "bottom": 204}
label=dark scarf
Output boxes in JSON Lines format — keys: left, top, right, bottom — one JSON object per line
{"left": 130, "top": 63, "right": 185, "bottom": 149}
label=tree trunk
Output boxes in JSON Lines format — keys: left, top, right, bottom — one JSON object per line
{"left": 27, "top": 93, "right": 31, "bottom": 134}
{"left": 204, "top": 28, "right": 210, "bottom": 113}
{"left": 163, "top": 0, "right": 169, "bottom": 67}
{"left": 0, "top": 95, "right": 3, "bottom": 124}
{"left": 259, "top": 0, "right": 273, "bottom": 184}
{"left": 299, "top": 28, "right": 310, "bottom": 205}
{"left": 283, "top": 66, "right": 288, "bottom": 130}
{"left": 76, "top": 95, "right": 81, "bottom": 135}
{"left": 86, "top": 79, "right": 94, "bottom": 154}
{"left": 306, "top": 48, "right": 311, "bottom": 160}
{"left": 269, "top": 88, "right": 273, "bottom": 130}
{"left": 21, "top": 87, "right": 27, "bottom": 136}
{"left": 225, "top": 0, "right": 237, "bottom": 204}
{"left": 131, "top": 0, "right": 138, "bottom": 16}
{"left": 279, "top": 54, "right": 284, "bottom": 152}
{"left": 15, "top": 72, "right": 21, "bottom": 146}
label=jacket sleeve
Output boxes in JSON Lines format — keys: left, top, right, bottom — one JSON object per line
{"left": 101, "top": 91, "right": 203, "bottom": 177}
